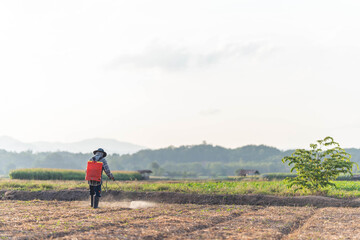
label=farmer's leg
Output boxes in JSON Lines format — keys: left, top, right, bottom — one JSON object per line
{"left": 95, "top": 184, "right": 102, "bottom": 197}
{"left": 89, "top": 185, "right": 95, "bottom": 207}
{"left": 94, "top": 185, "right": 101, "bottom": 208}
{"left": 89, "top": 185, "right": 95, "bottom": 196}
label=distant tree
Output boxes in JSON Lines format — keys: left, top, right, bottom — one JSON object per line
{"left": 151, "top": 161, "right": 164, "bottom": 176}
{"left": 4, "top": 141, "right": 360, "bottom": 178}
{"left": 5, "top": 163, "right": 16, "bottom": 174}
{"left": 151, "top": 162, "right": 160, "bottom": 170}
{"left": 235, "top": 169, "right": 260, "bottom": 176}
{"left": 208, "top": 162, "right": 226, "bottom": 177}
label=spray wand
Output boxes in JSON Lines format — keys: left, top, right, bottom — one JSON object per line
{"left": 105, "top": 177, "right": 123, "bottom": 192}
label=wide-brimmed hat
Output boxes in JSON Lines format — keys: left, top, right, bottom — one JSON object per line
{"left": 93, "top": 148, "right": 107, "bottom": 157}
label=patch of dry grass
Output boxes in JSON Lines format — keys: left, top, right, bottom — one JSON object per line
{"left": 0, "top": 200, "right": 322, "bottom": 239}
{"left": 286, "top": 207, "right": 360, "bottom": 240}
{"left": 2, "top": 196, "right": 360, "bottom": 239}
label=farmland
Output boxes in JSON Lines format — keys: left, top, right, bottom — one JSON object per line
{"left": 2, "top": 178, "right": 360, "bottom": 239}
{"left": 1, "top": 200, "right": 360, "bottom": 239}
{"left": 3, "top": 179, "right": 360, "bottom": 198}
{"left": 2, "top": 180, "right": 360, "bottom": 239}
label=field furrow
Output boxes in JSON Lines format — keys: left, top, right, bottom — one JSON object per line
{"left": 1, "top": 200, "right": 360, "bottom": 239}
{"left": 285, "top": 207, "right": 360, "bottom": 240}
{"left": 176, "top": 206, "right": 315, "bottom": 239}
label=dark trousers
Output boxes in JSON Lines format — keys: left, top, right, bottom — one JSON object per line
{"left": 89, "top": 184, "right": 101, "bottom": 197}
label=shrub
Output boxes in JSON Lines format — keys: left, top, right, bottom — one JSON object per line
{"left": 282, "top": 136, "right": 358, "bottom": 192}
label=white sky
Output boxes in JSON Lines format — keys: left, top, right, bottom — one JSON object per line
{"left": 1, "top": 0, "right": 360, "bottom": 149}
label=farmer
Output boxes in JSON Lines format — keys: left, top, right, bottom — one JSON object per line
{"left": 86, "top": 148, "right": 115, "bottom": 208}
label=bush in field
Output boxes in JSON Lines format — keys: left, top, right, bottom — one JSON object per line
{"left": 282, "top": 136, "right": 357, "bottom": 192}
{"left": 9, "top": 168, "right": 143, "bottom": 181}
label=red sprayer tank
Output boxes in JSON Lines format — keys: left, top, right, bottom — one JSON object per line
{"left": 85, "top": 161, "right": 103, "bottom": 182}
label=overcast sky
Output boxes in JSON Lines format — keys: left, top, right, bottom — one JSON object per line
{"left": 1, "top": 0, "right": 360, "bottom": 149}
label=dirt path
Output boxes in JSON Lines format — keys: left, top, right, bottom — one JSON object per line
{"left": 2, "top": 190, "right": 360, "bottom": 207}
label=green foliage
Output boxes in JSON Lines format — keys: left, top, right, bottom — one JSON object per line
{"left": 6, "top": 143, "right": 360, "bottom": 178}
{"left": 0, "top": 145, "right": 293, "bottom": 177}
{"left": 9, "top": 168, "right": 142, "bottom": 181}
{"left": 111, "top": 171, "right": 143, "bottom": 181}
{"left": 0, "top": 179, "right": 292, "bottom": 195}
{"left": 335, "top": 174, "right": 354, "bottom": 181}
{"left": 111, "top": 144, "right": 293, "bottom": 177}
{"left": 282, "top": 136, "right": 358, "bottom": 192}
{"left": 3, "top": 179, "right": 360, "bottom": 198}
{"left": 10, "top": 168, "right": 84, "bottom": 180}
{"left": 262, "top": 173, "right": 297, "bottom": 180}
{"left": 150, "top": 161, "right": 165, "bottom": 176}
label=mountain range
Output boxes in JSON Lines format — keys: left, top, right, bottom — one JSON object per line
{"left": 0, "top": 136, "right": 146, "bottom": 155}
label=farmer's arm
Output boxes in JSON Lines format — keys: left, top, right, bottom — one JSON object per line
{"left": 102, "top": 159, "right": 115, "bottom": 180}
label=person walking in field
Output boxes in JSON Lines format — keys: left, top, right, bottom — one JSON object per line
{"left": 86, "top": 148, "right": 115, "bottom": 208}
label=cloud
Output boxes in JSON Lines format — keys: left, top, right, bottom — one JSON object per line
{"left": 109, "top": 41, "right": 274, "bottom": 72}
{"left": 199, "top": 109, "right": 221, "bottom": 116}
{"left": 113, "top": 45, "right": 190, "bottom": 71}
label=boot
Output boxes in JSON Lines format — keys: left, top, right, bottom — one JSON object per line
{"left": 90, "top": 195, "right": 94, "bottom": 207}
{"left": 94, "top": 196, "right": 99, "bottom": 209}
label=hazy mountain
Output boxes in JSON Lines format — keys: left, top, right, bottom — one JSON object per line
{"left": 0, "top": 136, "right": 34, "bottom": 152}
{"left": 0, "top": 136, "right": 146, "bottom": 155}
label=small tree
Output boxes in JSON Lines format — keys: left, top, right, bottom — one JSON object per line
{"left": 151, "top": 161, "right": 164, "bottom": 176}
{"left": 282, "top": 136, "right": 357, "bottom": 193}
{"left": 151, "top": 162, "right": 160, "bottom": 170}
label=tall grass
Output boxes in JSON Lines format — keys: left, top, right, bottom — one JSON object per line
{"left": 9, "top": 168, "right": 142, "bottom": 181}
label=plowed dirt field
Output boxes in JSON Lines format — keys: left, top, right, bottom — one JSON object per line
{"left": 1, "top": 200, "right": 360, "bottom": 239}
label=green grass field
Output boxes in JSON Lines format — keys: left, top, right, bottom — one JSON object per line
{"left": 2, "top": 179, "right": 360, "bottom": 198}
{"left": 9, "top": 168, "right": 142, "bottom": 181}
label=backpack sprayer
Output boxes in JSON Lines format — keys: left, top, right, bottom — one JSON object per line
{"left": 85, "top": 160, "right": 104, "bottom": 208}
{"left": 85, "top": 161, "right": 103, "bottom": 182}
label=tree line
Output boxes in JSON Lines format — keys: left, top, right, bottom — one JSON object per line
{"left": 1, "top": 144, "right": 360, "bottom": 177}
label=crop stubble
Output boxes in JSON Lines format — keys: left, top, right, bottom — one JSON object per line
{"left": 0, "top": 200, "right": 359, "bottom": 239}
